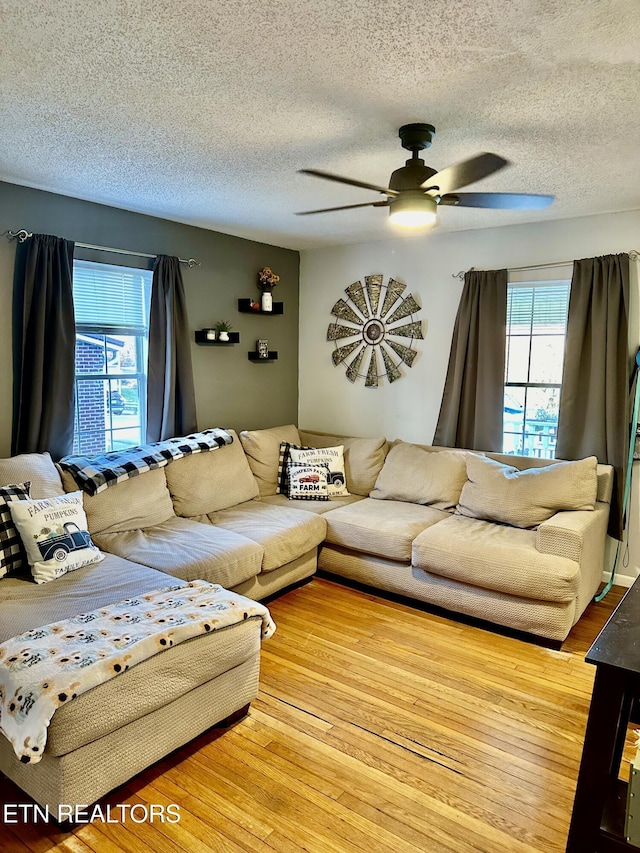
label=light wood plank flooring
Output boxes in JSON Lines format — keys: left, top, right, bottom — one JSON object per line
{"left": 0, "top": 577, "right": 626, "bottom": 853}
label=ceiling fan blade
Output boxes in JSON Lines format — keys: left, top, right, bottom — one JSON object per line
{"left": 439, "top": 192, "right": 555, "bottom": 210}
{"left": 296, "top": 200, "right": 390, "bottom": 216}
{"left": 299, "top": 168, "right": 398, "bottom": 197}
{"left": 421, "top": 153, "right": 509, "bottom": 194}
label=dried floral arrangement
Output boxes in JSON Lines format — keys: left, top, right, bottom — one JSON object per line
{"left": 257, "top": 267, "right": 280, "bottom": 291}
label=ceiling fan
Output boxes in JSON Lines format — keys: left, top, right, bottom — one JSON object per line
{"left": 297, "top": 123, "right": 554, "bottom": 227}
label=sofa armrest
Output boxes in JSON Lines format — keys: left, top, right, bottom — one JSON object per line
{"left": 536, "top": 502, "right": 610, "bottom": 564}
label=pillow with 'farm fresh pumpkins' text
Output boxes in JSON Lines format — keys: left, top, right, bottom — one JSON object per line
{"left": 287, "top": 446, "right": 348, "bottom": 497}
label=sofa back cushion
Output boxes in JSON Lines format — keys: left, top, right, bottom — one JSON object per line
{"left": 165, "top": 429, "right": 259, "bottom": 515}
{"left": 456, "top": 453, "right": 598, "bottom": 528}
{"left": 239, "top": 425, "right": 301, "bottom": 496}
{"left": 0, "top": 452, "right": 64, "bottom": 498}
{"left": 298, "top": 430, "right": 388, "bottom": 496}
{"left": 370, "top": 442, "right": 470, "bottom": 510}
{"left": 60, "top": 467, "right": 175, "bottom": 535}
{"left": 487, "top": 450, "right": 614, "bottom": 505}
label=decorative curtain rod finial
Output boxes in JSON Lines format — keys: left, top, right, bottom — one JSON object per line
{"left": 6, "top": 229, "right": 33, "bottom": 243}
{"left": 452, "top": 267, "right": 473, "bottom": 280}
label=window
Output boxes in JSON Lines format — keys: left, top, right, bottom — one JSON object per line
{"left": 503, "top": 273, "right": 571, "bottom": 459}
{"left": 72, "top": 260, "right": 152, "bottom": 456}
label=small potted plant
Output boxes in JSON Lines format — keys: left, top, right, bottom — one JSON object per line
{"left": 214, "top": 320, "right": 233, "bottom": 342}
{"left": 257, "top": 267, "right": 280, "bottom": 312}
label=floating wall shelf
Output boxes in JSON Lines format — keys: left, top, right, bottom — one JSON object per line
{"left": 248, "top": 351, "right": 278, "bottom": 362}
{"left": 238, "top": 299, "right": 284, "bottom": 315}
{"left": 195, "top": 330, "right": 240, "bottom": 345}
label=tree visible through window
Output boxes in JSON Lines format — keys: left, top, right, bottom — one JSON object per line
{"left": 503, "top": 278, "right": 571, "bottom": 459}
{"left": 72, "top": 260, "right": 152, "bottom": 456}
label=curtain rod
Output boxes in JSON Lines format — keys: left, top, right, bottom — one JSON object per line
{"left": 5, "top": 229, "right": 200, "bottom": 268}
{"left": 452, "top": 249, "right": 640, "bottom": 281}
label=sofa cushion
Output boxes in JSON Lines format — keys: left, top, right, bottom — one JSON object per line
{"left": 370, "top": 443, "right": 470, "bottom": 510}
{"left": 207, "top": 500, "right": 326, "bottom": 572}
{"left": 488, "top": 451, "right": 614, "bottom": 506}
{"left": 239, "top": 425, "right": 301, "bottom": 496}
{"left": 260, "top": 492, "right": 365, "bottom": 515}
{"left": 456, "top": 454, "right": 598, "bottom": 528}
{"left": 60, "top": 467, "right": 175, "bottom": 535}
{"left": 0, "top": 452, "right": 64, "bottom": 499}
{"left": 299, "top": 431, "right": 388, "bottom": 496}
{"left": 0, "top": 553, "right": 174, "bottom": 643}
{"left": 165, "top": 429, "right": 259, "bottom": 516}
{"left": 93, "top": 517, "right": 262, "bottom": 588}
{"left": 412, "top": 514, "right": 580, "bottom": 603}
{"left": 323, "top": 498, "right": 449, "bottom": 562}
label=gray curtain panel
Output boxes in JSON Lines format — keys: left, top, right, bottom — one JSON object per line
{"left": 147, "top": 255, "right": 197, "bottom": 442}
{"left": 434, "top": 269, "right": 507, "bottom": 451}
{"left": 12, "top": 233, "right": 76, "bottom": 461}
{"left": 556, "top": 253, "right": 630, "bottom": 540}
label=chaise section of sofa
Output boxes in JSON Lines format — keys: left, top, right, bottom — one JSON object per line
{"left": 0, "top": 451, "right": 264, "bottom": 811}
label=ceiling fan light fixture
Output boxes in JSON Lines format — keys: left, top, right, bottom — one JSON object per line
{"left": 389, "top": 192, "right": 437, "bottom": 228}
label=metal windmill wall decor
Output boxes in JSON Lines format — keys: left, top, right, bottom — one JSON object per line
{"left": 327, "top": 275, "right": 423, "bottom": 386}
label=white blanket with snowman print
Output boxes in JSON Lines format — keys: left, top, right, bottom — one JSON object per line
{"left": 0, "top": 580, "right": 275, "bottom": 763}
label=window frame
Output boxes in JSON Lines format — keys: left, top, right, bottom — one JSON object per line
{"left": 503, "top": 275, "right": 571, "bottom": 459}
{"left": 72, "top": 260, "right": 152, "bottom": 456}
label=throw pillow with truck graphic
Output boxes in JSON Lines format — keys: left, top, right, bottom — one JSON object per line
{"left": 287, "top": 462, "right": 331, "bottom": 500}
{"left": 287, "top": 446, "right": 348, "bottom": 497}
{"left": 8, "top": 491, "right": 104, "bottom": 584}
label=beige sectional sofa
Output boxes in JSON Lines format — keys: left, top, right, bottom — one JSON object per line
{"left": 0, "top": 423, "right": 613, "bottom": 809}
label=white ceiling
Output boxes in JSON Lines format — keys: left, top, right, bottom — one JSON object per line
{"left": 1, "top": 0, "right": 639, "bottom": 250}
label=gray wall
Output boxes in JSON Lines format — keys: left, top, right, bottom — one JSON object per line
{"left": 0, "top": 181, "right": 300, "bottom": 457}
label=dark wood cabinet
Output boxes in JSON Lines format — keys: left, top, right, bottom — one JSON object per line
{"left": 566, "top": 578, "right": 640, "bottom": 852}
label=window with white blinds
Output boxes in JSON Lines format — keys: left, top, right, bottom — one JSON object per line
{"left": 72, "top": 260, "right": 153, "bottom": 456}
{"left": 73, "top": 260, "right": 151, "bottom": 329}
{"left": 503, "top": 277, "right": 571, "bottom": 459}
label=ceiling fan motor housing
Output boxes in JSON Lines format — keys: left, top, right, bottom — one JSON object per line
{"left": 398, "top": 123, "right": 436, "bottom": 151}
{"left": 389, "top": 159, "right": 438, "bottom": 191}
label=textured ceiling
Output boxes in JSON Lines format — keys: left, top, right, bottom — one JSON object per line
{"left": 1, "top": 0, "right": 639, "bottom": 250}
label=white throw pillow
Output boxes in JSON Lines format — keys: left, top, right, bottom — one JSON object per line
{"left": 288, "top": 446, "right": 349, "bottom": 497}
{"left": 287, "top": 462, "right": 330, "bottom": 501}
{"left": 9, "top": 491, "right": 104, "bottom": 584}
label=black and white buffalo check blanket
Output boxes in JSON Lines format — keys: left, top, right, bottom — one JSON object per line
{"left": 59, "top": 428, "right": 233, "bottom": 496}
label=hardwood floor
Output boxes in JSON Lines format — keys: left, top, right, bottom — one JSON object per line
{"left": 0, "top": 577, "right": 626, "bottom": 853}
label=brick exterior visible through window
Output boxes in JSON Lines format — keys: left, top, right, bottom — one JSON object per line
{"left": 73, "top": 339, "right": 108, "bottom": 456}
